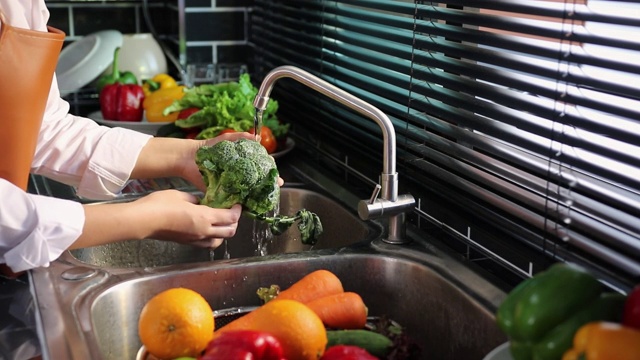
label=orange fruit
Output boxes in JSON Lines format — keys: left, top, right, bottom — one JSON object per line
{"left": 214, "top": 299, "right": 327, "bottom": 360}
{"left": 138, "top": 287, "right": 214, "bottom": 360}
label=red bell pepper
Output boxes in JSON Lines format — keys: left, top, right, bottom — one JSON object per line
{"left": 320, "top": 345, "right": 378, "bottom": 360}
{"left": 623, "top": 285, "right": 640, "bottom": 330}
{"left": 99, "top": 83, "right": 145, "bottom": 122}
{"left": 199, "top": 330, "right": 285, "bottom": 360}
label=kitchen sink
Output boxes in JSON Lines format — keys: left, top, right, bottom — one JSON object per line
{"left": 29, "top": 158, "right": 508, "bottom": 360}
{"left": 66, "top": 188, "right": 382, "bottom": 267}
{"left": 31, "top": 242, "right": 507, "bottom": 360}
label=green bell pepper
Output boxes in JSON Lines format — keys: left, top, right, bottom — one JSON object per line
{"left": 496, "top": 263, "right": 625, "bottom": 360}
{"left": 96, "top": 47, "right": 138, "bottom": 92}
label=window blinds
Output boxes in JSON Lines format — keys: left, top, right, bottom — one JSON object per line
{"left": 251, "top": 0, "right": 640, "bottom": 288}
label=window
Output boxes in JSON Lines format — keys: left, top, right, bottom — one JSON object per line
{"left": 251, "top": 0, "right": 640, "bottom": 290}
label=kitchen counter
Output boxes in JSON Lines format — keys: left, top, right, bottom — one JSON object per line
{"left": 0, "top": 273, "right": 42, "bottom": 360}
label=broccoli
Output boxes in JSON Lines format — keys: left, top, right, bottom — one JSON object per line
{"left": 196, "top": 138, "right": 323, "bottom": 245}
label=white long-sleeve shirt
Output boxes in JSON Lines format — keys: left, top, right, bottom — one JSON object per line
{"left": 0, "top": 0, "right": 152, "bottom": 272}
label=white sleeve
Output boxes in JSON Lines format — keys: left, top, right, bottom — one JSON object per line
{"left": 32, "top": 99, "right": 153, "bottom": 200}
{"left": 0, "top": 180, "right": 84, "bottom": 272}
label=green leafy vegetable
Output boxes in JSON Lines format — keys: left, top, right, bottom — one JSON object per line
{"left": 164, "top": 74, "right": 289, "bottom": 139}
{"left": 196, "top": 138, "right": 323, "bottom": 245}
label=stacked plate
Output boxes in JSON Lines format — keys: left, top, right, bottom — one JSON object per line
{"left": 56, "top": 30, "right": 123, "bottom": 96}
{"left": 483, "top": 342, "right": 513, "bottom": 360}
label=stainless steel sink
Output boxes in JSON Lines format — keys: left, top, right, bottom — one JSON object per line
{"left": 29, "top": 173, "right": 508, "bottom": 360}
{"left": 67, "top": 188, "right": 382, "bottom": 267}
{"left": 31, "top": 242, "right": 507, "bottom": 360}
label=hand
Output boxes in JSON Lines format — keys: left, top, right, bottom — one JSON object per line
{"left": 133, "top": 190, "right": 243, "bottom": 248}
{"left": 74, "top": 190, "right": 243, "bottom": 249}
{"left": 183, "top": 132, "right": 256, "bottom": 191}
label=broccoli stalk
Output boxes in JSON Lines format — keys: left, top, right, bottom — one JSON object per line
{"left": 244, "top": 209, "right": 323, "bottom": 245}
{"left": 196, "top": 138, "right": 323, "bottom": 245}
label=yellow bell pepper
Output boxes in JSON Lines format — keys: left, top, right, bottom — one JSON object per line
{"left": 145, "top": 98, "right": 180, "bottom": 123}
{"left": 142, "top": 73, "right": 178, "bottom": 96}
{"left": 562, "top": 321, "right": 640, "bottom": 360}
{"left": 142, "top": 85, "right": 185, "bottom": 110}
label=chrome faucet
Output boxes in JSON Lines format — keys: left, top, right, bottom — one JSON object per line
{"left": 253, "top": 65, "right": 415, "bottom": 244}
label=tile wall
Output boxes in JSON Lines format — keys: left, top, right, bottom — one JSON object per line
{"left": 45, "top": 0, "right": 253, "bottom": 115}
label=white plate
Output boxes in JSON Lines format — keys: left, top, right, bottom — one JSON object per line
{"left": 88, "top": 111, "right": 171, "bottom": 136}
{"left": 483, "top": 342, "right": 513, "bottom": 360}
{"left": 56, "top": 30, "right": 123, "bottom": 96}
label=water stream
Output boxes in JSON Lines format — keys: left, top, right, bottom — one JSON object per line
{"left": 209, "top": 190, "right": 279, "bottom": 260}
{"left": 253, "top": 109, "right": 263, "bottom": 139}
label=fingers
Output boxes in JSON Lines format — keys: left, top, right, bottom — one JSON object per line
{"left": 143, "top": 192, "right": 244, "bottom": 247}
{"left": 194, "top": 204, "right": 243, "bottom": 243}
{"left": 189, "top": 238, "right": 225, "bottom": 248}
{"left": 208, "top": 131, "right": 254, "bottom": 144}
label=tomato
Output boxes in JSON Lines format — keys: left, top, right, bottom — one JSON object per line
{"left": 184, "top": 128, "right": 200, "bottom": 139}
{"left": 250, "top": 126, "right": 277, "bottom": 154}
{"left": 178, "top": 107, "right": 200, "bottom": 120}
{"left": 624, "top": 285, "right": 640, "bottom": 330}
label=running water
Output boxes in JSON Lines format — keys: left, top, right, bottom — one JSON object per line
{"left": 209, "top": 201, "right": 279, "bottom": 260}
{"left": 253, "top": 109, "right": 263, "bottom": 140}
{"left": 252, "top": 201, "right": 279, "bottom": 256}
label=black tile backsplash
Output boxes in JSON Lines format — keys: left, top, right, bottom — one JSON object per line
{"left": 51, "top": 0, "right": 253, "bottom": 109}
{"left": 185, "top": 0, "right": 211, "bottom": 7}
{"left": 74, "top": 7, "right": 138, "bottom": 35}
{"left": 186, "top": 45, "right": 214, "bottom": 64}
{"left": 217, "top": 0, "right": 253, "bottom": 6}
{"left": 186, "top": 11, "right": 246, "bottom": 41}
{"left": 218, "top": 44, "right": 252, "bottom": 64}
{"left": 47, "top": 7, "right": 70, "bottom": 35}
{"left": 47, "top": 0, "right": 252, "bottom": 65}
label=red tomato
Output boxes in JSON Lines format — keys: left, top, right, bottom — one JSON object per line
{"left": 624, "top": 285, "right": 640, "bottom": 330}
{"left": 250, "top": 126, "right": 277, "bottom": 153}
{"left": 184, "top": 128, "right": 200, "bottom": 139}
{"left": 177, "top": 107, "right": 200, "bottom": 119}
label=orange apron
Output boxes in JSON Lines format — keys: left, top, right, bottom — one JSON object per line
{"left": 0, "top": 11, "right": 65, "bottom": 278}
{"left": 0, "top": 10, "right": 65, "bottom": 190}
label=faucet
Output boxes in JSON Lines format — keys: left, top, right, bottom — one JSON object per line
{"left": 253, "top": 65, "right": 415, "bottom": 244}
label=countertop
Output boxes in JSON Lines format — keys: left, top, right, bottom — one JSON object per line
{"left": 0, "top": 273, "right": 42, "bottom": 360}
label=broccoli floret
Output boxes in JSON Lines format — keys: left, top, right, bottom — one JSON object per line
{"left": 196, "top": 138, "right": 323, "bottom": 244}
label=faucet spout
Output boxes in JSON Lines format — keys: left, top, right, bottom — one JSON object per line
{"left": 254, "top": 65, "right": 415, "bottom": 244}
{"left": 254, "top": 66, "right": 396, "bottom": 176}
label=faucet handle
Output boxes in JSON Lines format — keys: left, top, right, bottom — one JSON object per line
{"left": 358, "top": 192, "right": 415, "bottom": 221}
{"left": 369, "top": 184, "right": 382, "bottom": 204}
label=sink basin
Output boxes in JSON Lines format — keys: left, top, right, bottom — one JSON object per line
{"left": 31, "top": 245, "right": 507, "bottom": 360}
{"left": 66, "top": 188, "right": 382, "bottom": 267}
{"left": 29, "top": 164, "right": 507, "bottom": 360}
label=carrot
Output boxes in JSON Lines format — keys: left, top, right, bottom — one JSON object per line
{"left": 273, "top": 269, "right": 345, "bottom": 304}
{"left": 306, "top": 292, "right": 368, "bottom": 329}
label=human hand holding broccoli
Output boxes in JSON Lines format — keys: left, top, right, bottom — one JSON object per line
{"left": 196, "top": 138, "right": 323, "bottom": 245}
